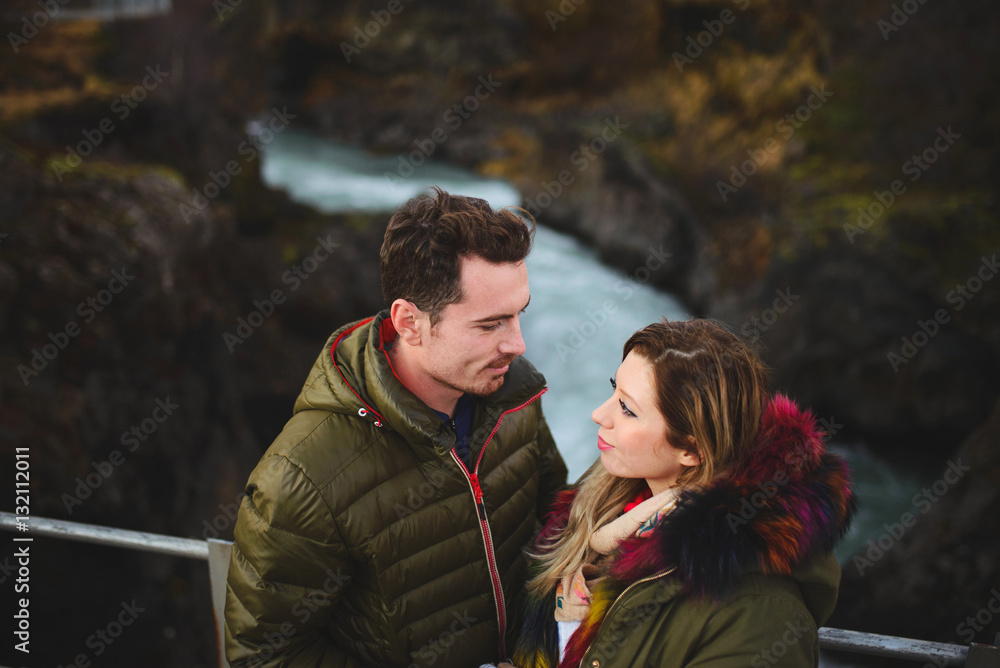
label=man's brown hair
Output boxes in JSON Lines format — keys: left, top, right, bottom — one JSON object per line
{"left": 380, "top": 187, "right": 535, "bottom": 324}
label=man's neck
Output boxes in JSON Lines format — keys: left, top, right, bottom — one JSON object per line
{"left": 388, "top": 344, "right": 460, "bottom": 417}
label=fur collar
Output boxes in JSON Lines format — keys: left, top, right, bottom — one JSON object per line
{"left": 515, "top": 394, "right": 856, "bottom": 667}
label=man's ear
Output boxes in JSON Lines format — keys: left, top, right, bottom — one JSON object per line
{"left": 390, "top": 299, "right": 425, "bottom": 345}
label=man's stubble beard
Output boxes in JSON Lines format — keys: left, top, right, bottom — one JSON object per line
{"left": 435, "top": 354, "right": 517, "bottom": 398}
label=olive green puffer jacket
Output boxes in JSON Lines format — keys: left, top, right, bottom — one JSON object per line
{"left": 225, "top": 312, "right": 568, "bottom": 667}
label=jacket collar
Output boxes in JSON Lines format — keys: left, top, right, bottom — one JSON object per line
{"left": 307, "top": 311, "right": 547, "bottom": 456}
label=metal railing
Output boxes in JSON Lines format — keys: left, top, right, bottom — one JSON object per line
{"left": 1, "top": 511, "right": 232, "bottom": 668}
{"left": 3, "top": 512, "right": 998, "bottom": 668}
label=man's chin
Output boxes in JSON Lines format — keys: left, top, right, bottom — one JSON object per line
{"left": 469, "top": 374, "right": 507, "bottom": 398}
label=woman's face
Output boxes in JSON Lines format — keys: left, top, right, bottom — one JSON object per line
{"left": 591, "top": 351, "right": 700, "bottom": 495}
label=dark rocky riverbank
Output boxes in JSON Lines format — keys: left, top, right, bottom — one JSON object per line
{"left": 828, "top": 398, "right": 1000, "bottom": 652}
{"left": 0, "top": 143, "right": 388, "bottom": 665}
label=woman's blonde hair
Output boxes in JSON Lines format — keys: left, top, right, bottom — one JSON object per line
{"left": 526, "top": 318, "right": 769, "bottom": 597}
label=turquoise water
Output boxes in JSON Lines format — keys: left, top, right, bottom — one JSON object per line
{"left": 261, "top": 130, "right": 521, "bottom": 213}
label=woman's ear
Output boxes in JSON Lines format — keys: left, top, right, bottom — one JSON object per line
{"left": 679, "top": 437, "right": 702, "bottom": 468}
{"left": 679, "top": 448, "right": 702, "bottom": 468}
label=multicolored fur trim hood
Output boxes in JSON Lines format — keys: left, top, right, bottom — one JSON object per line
{"left": 513, "top": 394, "right": 857, "bottom": 668}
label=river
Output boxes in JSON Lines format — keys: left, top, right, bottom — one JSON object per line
{"left": 261, "top": 130, "right": 933, "bottom": 571}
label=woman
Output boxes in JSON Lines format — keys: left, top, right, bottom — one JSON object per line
{"left": 510, "top": 319, "right": 856, "bottom": 668}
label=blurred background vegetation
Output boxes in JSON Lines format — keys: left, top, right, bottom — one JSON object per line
{"left": 0, "top": 0, "right": 997, "bottom": 665}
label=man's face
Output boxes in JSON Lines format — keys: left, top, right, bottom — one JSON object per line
{"left": 420, "top": 256, "right": 530, "bottom": 398}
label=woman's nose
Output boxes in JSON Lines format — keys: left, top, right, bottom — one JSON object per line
{"left": 592, "top": 396, "right": 613, "bottom": 427}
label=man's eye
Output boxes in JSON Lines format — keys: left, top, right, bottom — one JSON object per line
{"left": 481, "top": 323, "right": 501, "bottom": 332}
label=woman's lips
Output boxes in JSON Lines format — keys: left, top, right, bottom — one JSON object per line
{"left": 597, "top": 435, "right": 614, "bottom": 451}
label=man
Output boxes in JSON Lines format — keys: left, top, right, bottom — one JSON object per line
{"left": 225, "top": 187, "right": 568, "bottom": 667}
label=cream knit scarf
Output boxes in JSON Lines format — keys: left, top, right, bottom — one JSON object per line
{"left": 553, "top": 487, "right": 680, "bottom": 622}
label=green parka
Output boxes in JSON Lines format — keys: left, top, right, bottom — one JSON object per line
{"left": 560, "top": 553, "right": 843, "bottom": 668}
{"left": 513, "top": 394, "right": 856, "bottom": 668}
{"left": 225, "top": 313, "right": 568, "bottom": 667}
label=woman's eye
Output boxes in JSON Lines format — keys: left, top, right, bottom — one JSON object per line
{"left": 619, "top": 399, "right": 635, "bottom": 417}
{"left": 609, "top": 377, "right": 617, "bottom": 389}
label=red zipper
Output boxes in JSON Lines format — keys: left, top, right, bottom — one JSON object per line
{"left": 329, "top": 317, "right": 386, "bottom": 427}
{"left": 450, "top": 387, "right": 547, "bottom": 660}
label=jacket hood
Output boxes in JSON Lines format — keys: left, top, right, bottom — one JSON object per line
{"left": 541, "top": 394, "right": 856, "bottom": 600}
{"left": 292, "top": 316, "right": 375, "bottom": 418}
{"left": 292, "top": 311, "right": 549, "bottom": 454}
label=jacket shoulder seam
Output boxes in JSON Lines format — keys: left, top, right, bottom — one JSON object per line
{"left": 284, "top": 409, "right": 385, "bottom": 508}
{"left": 259, "top": 446, "right": 348, "bottom": 546}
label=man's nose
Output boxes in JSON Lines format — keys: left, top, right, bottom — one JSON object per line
{"left": 499, "top": 317, "right": 526, "bottom": 357}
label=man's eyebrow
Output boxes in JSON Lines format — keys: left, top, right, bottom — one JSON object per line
{"left": 470, "top": 296, "right": 530, "bottom": 323}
